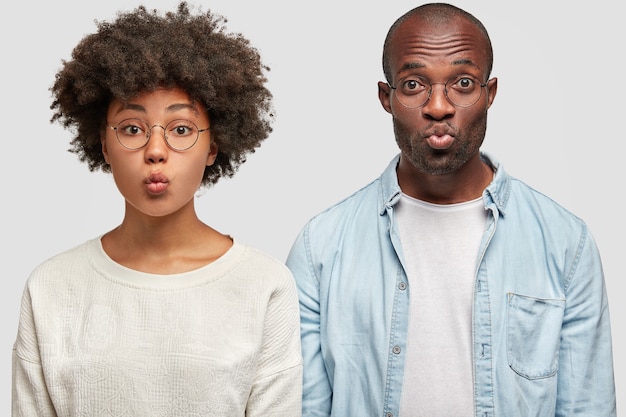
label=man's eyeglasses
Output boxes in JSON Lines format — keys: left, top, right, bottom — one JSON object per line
{"left": 107, "top": 118, "right": 209, "bottom": 151}
{"left": 389, "top": 74, "right": 488, "bottom": 108}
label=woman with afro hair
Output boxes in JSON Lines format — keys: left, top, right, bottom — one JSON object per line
{"left": 12, "top": 3, "right": 302, "bottom": 416}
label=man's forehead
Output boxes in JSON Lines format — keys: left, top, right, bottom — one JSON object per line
{"left": 394, "top": 14, "right": 480, "bottom": 41}
{"left": 388, "top": 17, "right": 488, "bottom": 66}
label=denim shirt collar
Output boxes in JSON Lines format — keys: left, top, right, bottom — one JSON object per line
{"left": 378, "top": 152, "right": 511, "bottom": 216}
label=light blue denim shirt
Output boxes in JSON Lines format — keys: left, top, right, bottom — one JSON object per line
{"left": 286, "top": 153, "right": 616, "bottom": 417}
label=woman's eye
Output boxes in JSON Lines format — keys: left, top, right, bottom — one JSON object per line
{"left": 174, "top": 126, "right": 192, "bottom": 135}
{"left": 168, "top": 124, "right": 195, "bottom": 137}
{"left": 121, "top": 124, "right": 144, "bottom": 136}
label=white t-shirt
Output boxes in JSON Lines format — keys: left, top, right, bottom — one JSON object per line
{"left": 396, "top": 194, "right": 486, "bottom": 416}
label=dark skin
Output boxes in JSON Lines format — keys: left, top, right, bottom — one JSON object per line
{"left": 378, "top": 14, "right": 498, "bottom": 204}
{"left": 100, "top": 88, "right": 232, "bottom": 274}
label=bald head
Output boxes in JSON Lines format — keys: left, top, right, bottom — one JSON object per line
{"left": 382, "top": 3, "right": 493, "bottom": 83}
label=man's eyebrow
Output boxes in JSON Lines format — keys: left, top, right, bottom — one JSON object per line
{"left": 451, "top": 58, "right": 479, "bottom": 69}
{"left": 399, "top": 62, "right": 426, "bottom": 72}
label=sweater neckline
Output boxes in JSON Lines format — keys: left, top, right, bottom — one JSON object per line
{"left": 86, "top": 236, "right": 246, "bottom": 290}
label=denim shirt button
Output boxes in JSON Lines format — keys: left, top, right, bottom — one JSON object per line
{"left": 398, "top": 282, "right": 407, "bottom": 290}
{"left": 392, "top": 345, "right": 401, "bottom": 354}
{"left": 385, "top": 413, "right": 393, "bottom": 417}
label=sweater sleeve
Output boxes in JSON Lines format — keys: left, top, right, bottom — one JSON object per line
{"left": 246, "top": 268, "right": 303, "bottom": 417}
{"left": 12, "top": 285, "right": 58, "bottom": 417}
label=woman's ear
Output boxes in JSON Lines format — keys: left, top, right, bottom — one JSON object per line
{"left": 206, "top": 141, "right": 218, "bottom": 166}
{"left": 101, "top": 134, "right": 110, "bottom": 165}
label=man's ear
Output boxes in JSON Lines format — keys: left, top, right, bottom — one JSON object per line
{"left": 486, "top": 77, "right": 498, "bottom": 109}
{"left": 378, "top": 81, "right": 393, "bottom": 114}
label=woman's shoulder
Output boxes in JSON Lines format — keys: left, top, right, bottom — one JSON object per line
{"left": 30, "top": 239, "right": 93, "bottom": 275}
{"left": 231, "top": 242, "right": 294, "bottom": 286}
{"left": 22, "top": 238, "right": 96, "bottom": 295}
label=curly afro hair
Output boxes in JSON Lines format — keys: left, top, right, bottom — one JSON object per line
{"left": 50, "top": 2, "right": 274, "bottom": 187}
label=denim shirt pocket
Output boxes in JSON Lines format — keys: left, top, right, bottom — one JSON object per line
{"left": 506, "top": 293, "right": 565, "bottom": 379}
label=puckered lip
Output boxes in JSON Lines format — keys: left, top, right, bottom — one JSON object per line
{"left": 422, "top": 124, "right": 457, "bottom": 150}
{"left": 146, "top": 172, "right": 169, "bottom": 184}
{"left": 423, "top": 123, "right": 456, "bottom": 139}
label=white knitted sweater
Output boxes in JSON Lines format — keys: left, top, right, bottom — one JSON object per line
{"left": 12, "top": 238, "right": 303, "bottom": 416}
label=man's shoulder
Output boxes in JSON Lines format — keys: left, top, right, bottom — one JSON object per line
{"left": 508, "top": 176, "right": 582, "bottom": 221}
{"left": 308, "top": 177, "right": 381, "bottom": 225}
{"left": 307, "top": 155, "right": 400, "bottom": 227}
{"left": 485, "top": 153, "right": 584, "bottom": 226}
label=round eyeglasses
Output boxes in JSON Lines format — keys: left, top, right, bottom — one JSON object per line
{"left": 106, "top": 118, "right": 210, "bottom": 151}
{"left": 389, "top": 74, "right": 488, "bottom": 108}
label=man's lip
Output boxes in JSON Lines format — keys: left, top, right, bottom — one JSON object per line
{"left": 426, "top": 134, "right": 455, "bottom": 150}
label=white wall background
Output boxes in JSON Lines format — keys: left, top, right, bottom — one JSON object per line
{"left": 2, "top": 0, "right": 623, "bottom": 411}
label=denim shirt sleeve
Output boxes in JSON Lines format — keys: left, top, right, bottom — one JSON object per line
{"left": 555, "top": 228, "right": 616, "bottom": 415}
{"left": 286, "top": 225, "right": 332, "bottom": 417}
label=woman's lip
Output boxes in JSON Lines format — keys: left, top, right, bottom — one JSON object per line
{"left": 148, "top": 173, "right": 168, "bottom": 183}
{"left": 146, "top": 173, "right": 169, "bottom": 195}
{"left": 146, "top": 181, "right": 168, "bottom": 195}
{"left": 426, "top": 134, "right": 454, "bottom": 150}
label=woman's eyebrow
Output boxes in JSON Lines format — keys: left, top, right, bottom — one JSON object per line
{"left": 114, "top": 102, "right": 199, "bottom": 115}
{"left": 165, "top": 103, "right": 199, "bottom": 114}
{"left": 116, "top": 103, "right": 146, "bottom": 113}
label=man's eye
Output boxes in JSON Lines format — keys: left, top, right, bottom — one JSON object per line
{"left": 406, "top": 80, "right": 418, "bottom": 90}
{"left": 401, "top": 78, "right": 427, "bottom": 93}
{"left": 455, "top": 77, "right": 475, "bottom": 90}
